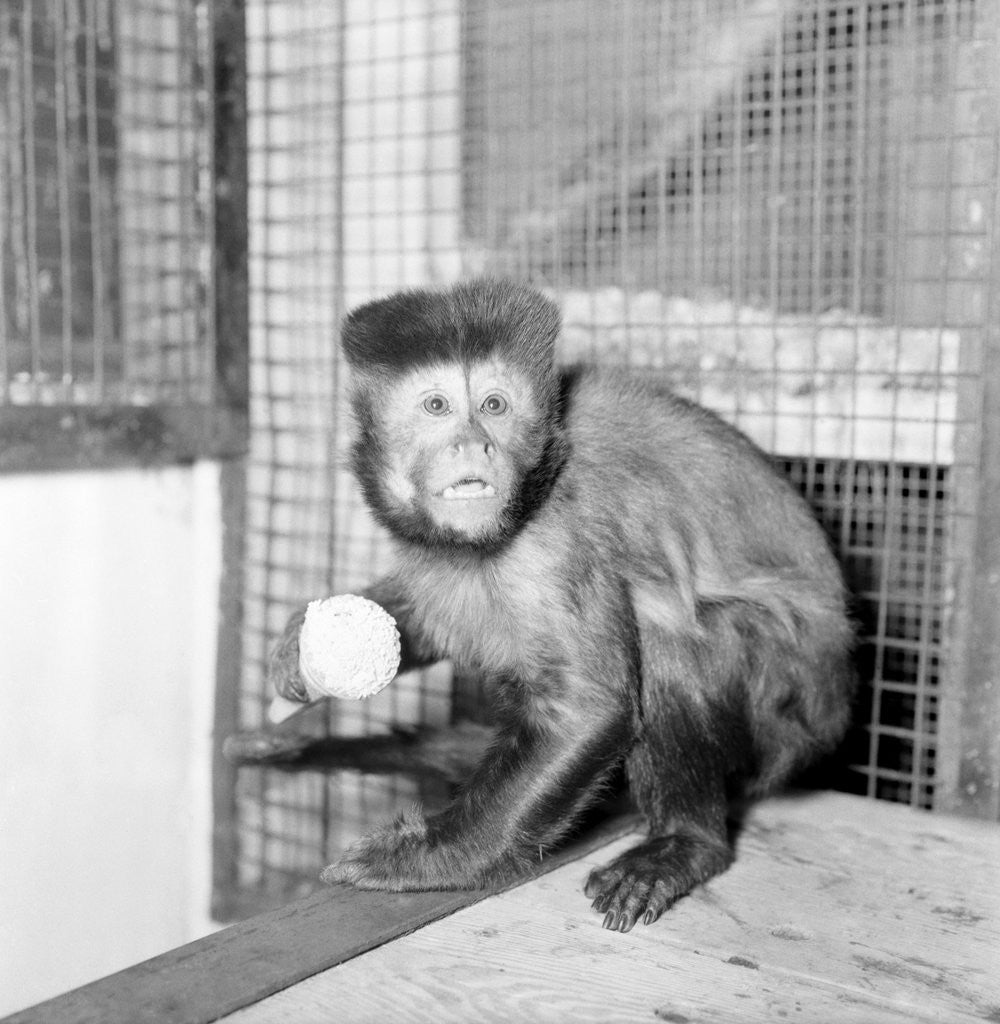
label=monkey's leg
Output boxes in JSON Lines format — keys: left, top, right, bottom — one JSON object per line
{"left": 586, "top": 631, "right": 751, "bottom": 932}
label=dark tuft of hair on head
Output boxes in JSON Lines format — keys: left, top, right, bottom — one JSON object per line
{"left": 340, "top": 279, "right": 561, "bottom": 384}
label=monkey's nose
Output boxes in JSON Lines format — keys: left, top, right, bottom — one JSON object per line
{"left": 451, "top": 438, "right": 493, "bottom": 457}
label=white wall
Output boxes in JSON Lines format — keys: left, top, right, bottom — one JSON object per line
{"left": 0, "top": 463, "right": 221, "bottom": 1016}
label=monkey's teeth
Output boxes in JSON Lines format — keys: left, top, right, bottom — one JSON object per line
{"left": 442, "top": 481, "right": 496, "bottom": 500}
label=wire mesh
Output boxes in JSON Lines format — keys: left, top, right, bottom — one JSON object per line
{"left": 237, "top": 0, "right": 462, "bottom": 906}
{"left": 466, "top": 0, "right": 995, "bottom": 810}
{"left": 0, "top": 0, "right": 213, "bottom": 406}
{"left": 230, "top": 0, "right": 999, "bottom": 912}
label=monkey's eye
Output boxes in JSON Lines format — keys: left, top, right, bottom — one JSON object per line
{"left": 422, "top": 393, "right": 450, "bottom": 416}
{"left": 480, "top": 393, "right": 509, "bottom": 416}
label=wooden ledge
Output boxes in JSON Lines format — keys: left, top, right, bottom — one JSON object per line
{"left": 2, "top": 813, "right": 640, "bottom": 1024}
{"left": 8, "top": 792, "right": 999, "bottom": 1023}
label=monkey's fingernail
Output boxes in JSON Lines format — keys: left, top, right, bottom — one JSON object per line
{"left": 643, "top": 910, "right": 655, "bottom": 926}
{"left": 602, "top": 911, "right": 617, "bottom": 930}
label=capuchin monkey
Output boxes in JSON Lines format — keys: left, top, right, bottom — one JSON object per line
{"left": 269, "top": 278, "right": 856, "bottom": 932}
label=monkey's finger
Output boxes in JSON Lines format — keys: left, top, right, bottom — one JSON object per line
{"left": 320, "top": 850, "right": 398, "bottom": 889}
{"left": 596, "top": 877, "right": 652, "bottom": 933}
{"left": 272, "top": 667, "right": 309, "bottom": 702}
{"left": 319, "top": 861, "right": 349, "bottom": 886}
{"left": 319, "top": 833, "right": 386, "bottom": 887}
{"left": 602, "top": 902, "right": 639, "bottom": 933}
{"left": 590, "top": 891, "right": 614, "bottom": 914}
{"left": 267, "top": 693, "right": 314, "bottom": 724}
{"left": 584, "top": 863, "right": 626, "bottom": 900}
{"left": 639, "top": 879, "right": 674, "bottom": 926}
{"left": 320, "top": 858, "right": 372, "bottom": 887}
{"left": 587, "top": 863, "right": 632, "bottom": 918}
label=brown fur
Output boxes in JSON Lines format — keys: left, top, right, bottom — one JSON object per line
{"left": 269, "top": 280, "right": 856, "bottom": 931}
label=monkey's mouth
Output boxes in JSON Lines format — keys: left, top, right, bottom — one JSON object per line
{"left": 440, "top": 478, "right": 497, "bottom": 500}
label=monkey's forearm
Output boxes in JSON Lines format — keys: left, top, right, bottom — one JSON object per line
{"left": 325, "top": 705, "right": 631, "bottom": 890}
{"left": 441, "top": 717, "right": 626, "bottom": 851}
{"left": 359, "top": 578, "right": 439, "bottom": 672}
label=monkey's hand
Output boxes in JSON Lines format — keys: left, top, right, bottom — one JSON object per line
{"left": 268, "top": 606, "right": 309, "bottom": 702}
{"left": 320, "top": 808, "right": 497, "bottom": 891}
{"left": 584, "top": 831, "right": 733, "bottom": 932}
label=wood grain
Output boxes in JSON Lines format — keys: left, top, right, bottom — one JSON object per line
{"left": 221, "top": 792, "right": 1000, "bottom": 1024}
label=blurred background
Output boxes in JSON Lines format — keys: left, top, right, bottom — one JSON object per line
{"left": 1, "top": 0, "right": 998, "bottom": 1013}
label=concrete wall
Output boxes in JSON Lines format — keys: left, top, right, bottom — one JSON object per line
{"left": 0, "top": 463, "right": 220, "bottom": 1016}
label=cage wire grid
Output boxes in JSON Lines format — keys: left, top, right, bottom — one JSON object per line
{"left": 0, "top": 0, "right": 213, "bottom": 406}
{"left": 238, "top": 0, "right": 463, "bottom": 902}
{"left": 232, "top": 0, "right": 998, "bottom": 910}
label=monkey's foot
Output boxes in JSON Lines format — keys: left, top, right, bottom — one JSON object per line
{"left": 584, "top": 833, "right": 732, "bottom": 932}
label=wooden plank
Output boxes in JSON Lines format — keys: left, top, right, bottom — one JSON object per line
{"left": 211, "top": 0, "right": 250, "bottom": 418}
{"left": 0, "top": 405, "right": 248, "bottom": 472}
{"left": 220, "top": 792, "right": 1000, "bottom": 1024}
{"left": 939, "top": 22, "right": 1000, "bottom": 818}
{"left": 211, "top": 457, "right": 248, "bottom": 922}
{"left": 1, "top": 813, "right": 640, "bottom": 1024}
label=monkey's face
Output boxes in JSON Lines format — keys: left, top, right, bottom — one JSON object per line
{"left": 358, "top": 360, "right": 553, "bottom": 548}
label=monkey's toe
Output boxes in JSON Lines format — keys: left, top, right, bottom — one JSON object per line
{"left": 587, "top": 866, "right": 674, "bottom": 932}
